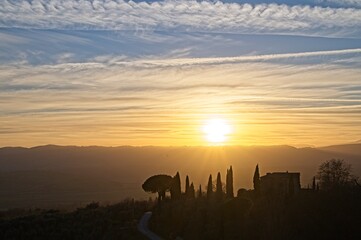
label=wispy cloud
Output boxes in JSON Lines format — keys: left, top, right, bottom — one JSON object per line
{"left": 127, "top": 48, "right": 361, "bottom": 67}
{"left": 1, "top": 0, "right": 361, "bottom": 37}
{"left": 2, "top": 29, "right": 361, "bottom": 66}
{"left": 1, "top": 51, "right": 361, "bottom": 146}
{"left": 1, "top": 1, "right": 361, "bottom": 147}
{"left": 317, "top": 0, "right": 361, "bottom": 8}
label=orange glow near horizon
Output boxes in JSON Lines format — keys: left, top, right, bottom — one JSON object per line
{"left": 1, "top": 60, "right": 361, "bottom": 148}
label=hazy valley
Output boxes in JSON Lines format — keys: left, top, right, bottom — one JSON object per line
{"left": 1, "top": 143, "right": 360, "bottom": 209}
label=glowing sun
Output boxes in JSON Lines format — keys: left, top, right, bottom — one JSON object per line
{"left": 203, "top": 118, "right": 232, "bottom": 143}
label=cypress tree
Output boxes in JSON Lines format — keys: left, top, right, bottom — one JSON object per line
{"left": 226, "top": 166, "right": 234, "bottom": 198}
{"left": 226, "top": 169, "right": 229, "bottom": 197}
{"left": 312, "top": 176, "right": 316, "bottom": 191}
{"left": 216, "top": 172, "right": 223, "bottom": 201}
{"left": 198, "top": 184, "right": 202, "bottom": 198}
{"left": 171, "top": 172, "right": 181, "bottom": 200}
{"left": 185, "top": 175, "right": 190, "bottom": 196}
{"left": 253, "top": 164, "right": 261, "bottom": 196}
{"left": 207, "top": 174, "right": 213, "bottom": 199}
{"left": 189, "top": 182, "right": 195, "bottom": 198}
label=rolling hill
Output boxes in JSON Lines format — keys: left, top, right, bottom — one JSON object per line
{"left": 1, "top": 144, "right": 360, "bottom": 209}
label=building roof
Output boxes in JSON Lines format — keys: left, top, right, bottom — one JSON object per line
{"left": 261, "top": 172, "right": 300, "bottom": 179}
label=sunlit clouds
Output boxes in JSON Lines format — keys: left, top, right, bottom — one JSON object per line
{"left": 1, "top": 51, "right": 361, "bottom": 147}
{"left": 1, "top": 0, "right": 361, "bottom": 37}
{"left": 1, "top": 1, "right": 361, "bottom": 147}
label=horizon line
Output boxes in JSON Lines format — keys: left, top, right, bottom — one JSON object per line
{"left": 1, "top": 141, "right": 360, "bottom": 150}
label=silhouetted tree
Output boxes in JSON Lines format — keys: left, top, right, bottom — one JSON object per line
{"left": 317, "top": 159, "right": 356, "bottom": 190}
{"left": 189, "top": 183, "right": 195, "bottom": 198}
{"left": 226, "top": 166, "right": 234, "bottom": 198}
{"left": 312, "top": 176, "right": 316, "bottom": 191}
{"left": 207, "top": 174, "right": 213, "bottom": 199}
{"left": 142, "top": 174, "right": 173, "bottom": 204}
{"left": 185, "top": 175, "right": 190, "bottom": 196}
{"left": 253, "top": 164, "right": 261, "bottom": 196}
{"left": 216, "top": 172, "right": 223, "bottom": 201}
{"left": 171, "top": 172, "right": 182, "bottom": 200}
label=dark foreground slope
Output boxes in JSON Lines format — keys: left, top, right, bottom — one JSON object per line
{"left": 150, "top": 188, "right": 361, "bottom": 240}
{"left": 0, "top": 199, "right": 151, "bottom": 240}
{"left": 1, "top": 144, "right": 361, "bottom": 209}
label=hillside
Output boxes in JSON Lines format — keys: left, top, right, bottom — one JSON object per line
{"left": 319, "top": 143, "right": 361, "bottom": 157}
{"left": 1, "top": 144, "right": 361, "bottom": 209}
{"left": 0, "top": 200, "right": 150, "bottom": 240}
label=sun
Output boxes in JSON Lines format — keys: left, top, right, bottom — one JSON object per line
{"left": 202, "top": 118, "right": 232, "bottom": 144}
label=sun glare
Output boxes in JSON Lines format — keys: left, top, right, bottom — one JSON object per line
{"left": 203, "top": 118, "right": 232, "bottom": 144}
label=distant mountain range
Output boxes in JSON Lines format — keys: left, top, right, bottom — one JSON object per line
{"left": 1, "top": 143, "right": 360, "bottom": 209}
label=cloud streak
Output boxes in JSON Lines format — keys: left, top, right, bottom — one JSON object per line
{"left": 1, "top": 1, "right": 361, "bottom": 147}
{"left": 1, "top": 0, "right": 361, "bottom": 37}
{"left": 318, "top": 0, "right": 361, "bottom": 8}
{"left": 3, "top": 29, "right": 361, "bottom": 66}
{"left": 1, "top": 52, "right": 361, "bottom": 147}
{"left": 4, "top": 47, "right": 357, "bottom": 68}
{"left": 128, "top": 48, "right": 361, "bottom": 67}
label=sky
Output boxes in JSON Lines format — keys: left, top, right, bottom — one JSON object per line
{"left": 1, "top": 0, "right": 361, "bottom": 147}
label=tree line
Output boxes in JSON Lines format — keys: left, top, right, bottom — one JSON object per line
{"left": 142, "top": 166, "right": 238, "bottom": 205}
{"left": 142, "top": 159, "right": 361, "bottom": 239}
